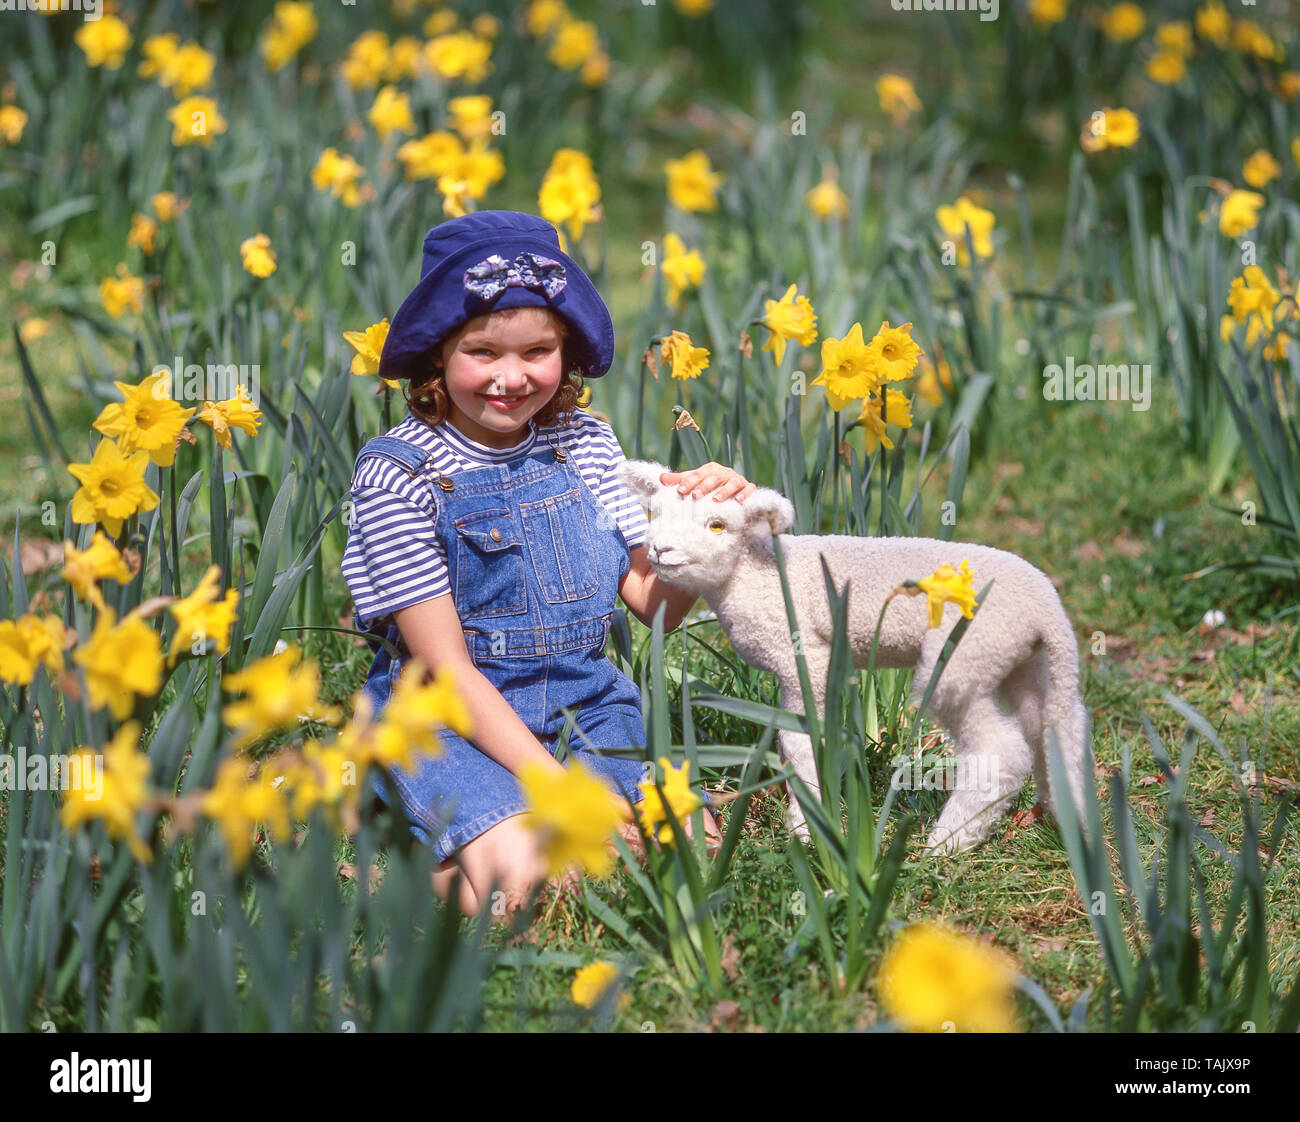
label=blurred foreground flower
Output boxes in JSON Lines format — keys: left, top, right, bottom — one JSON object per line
{"left": 0, "top": 613, "right": 67, "bottom": 687}
{"left": 876, "top": 923, "right": 1019, "bottom": 1032}
{"left": 222, "top": 644, "right": 342, "bottom": 750}
{"left": 520, "top": 759, "right": 624, "bottom": 877}
{"left": 62, "top": 530, "right": 133, "bottom": 613}
{"left": 74, "top": 609, "right": 165, "bottom": 720}
{"left": 201, "top": 757, "right": 292, "bottom": 871}
{"left": 168, "top": 565, "right": 240, "bottom": 660}
{"left": 61, "top": 721, "right": 154, "bottom": 865}
{"left": 572, "top": 962, "right": 629, "bottom": 1010}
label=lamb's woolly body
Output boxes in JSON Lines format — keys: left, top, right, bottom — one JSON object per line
{"left": 617, "top": 460, "right": 1091, "bottom": 853}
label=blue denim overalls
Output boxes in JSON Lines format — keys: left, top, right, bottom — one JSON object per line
{"left": 351, "top": 429, "right": 649, "bottom": 863}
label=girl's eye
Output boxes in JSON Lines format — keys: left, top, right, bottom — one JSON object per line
{"left": 707, "top": 519, "right": 726, "bottom": 534}
{"left": 527, "top": 346, "right": 552, "bottom": 357}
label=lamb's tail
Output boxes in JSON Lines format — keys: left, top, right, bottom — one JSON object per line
{"left": 1040, "top": 612, "right": 1091, "bottom": 834}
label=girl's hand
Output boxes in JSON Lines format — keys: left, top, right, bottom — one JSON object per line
{"left": 658, "top": 462, "right": 757, "bottom": 503}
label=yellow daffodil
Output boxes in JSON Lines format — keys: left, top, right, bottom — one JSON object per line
{"left": 1154, "top": 21, "right": 1193, "bottom": 56}
{"left": 166, "top": 96, "right": 228, "bottom": 148}
{"left": 60, "top": 721, "right": 154, "bottom": 865}
{"left": 447, "top": 95, "right": 494, "bottom": 141}
{"left": 581, "top": 51, "right": 610, "bottom": 88}
{"left": 127, "top": 212, "right": 158, "bottom": 255}
{"left": 935, "top": 196, "right": 995, "bottom": 264}
{"left": 760, "top": 283, "right": 818, "bottom": 366}
{"left": 240, "top": 233, "right": 277, "bottom": 278}
{"left": 422, "top": 32, "right": 493, "bottom": 84}
{"left": 811, "top": 322, "right": 879, "bottom": 409}
{"left": 805, "top": 176, "right": 849, "bottom": 220}
{"left": 1027, "top": 0, "right": 1067, "bottom": 28}
{"left": 1226, "top": 265, "right": 1282, "bottom": 347}
{"left": 549, "top": 18, "right": 600, "bottom": 70}
{"left": 661, "top": 233, "right": 705, "bottom": 309}
{"left": 201, "top": 756, "right": 292, "bottom": 870}
{"left": 1231, "top": 20, "right": 1283, "bottom": 63}
{"left": 92, "top": 370, "right": 195, "bottom": 468}
{"left": 637, "top": 756, "right": 702, "bottom": 845}
{"left": 344, "top": 319, "right": 397, "bottom": 387}
{"left": 866, "top": 321, "right": 924, "bottom": 383}
{"left": 571, "top": 961, "right": 629, "bottom": 1010}
{"left": 365, "top": 658, "right": 471, "bottom": 772}
{"left": 61, "top": 530, "right": 133, "bottom": 612}
{"left": 876, "top": 923, "right": 1019, "bottom": 1033}
{"left": 195, "top": 385, "right": 263, "bottom": 450}
{"left": 74, "top": 609, "right": 165, "bottom": 719}
{"left": 75, "top": 13, "right": 132, "bottom": 69}
{"left": 368, "top": 86, "right": 415, "bottom": 141}
{"left": 1145, "top": 51, "right": 1186, "bottom": 85}
{"left": 665, "top": 149, "right": 725, "bottom": 213}
{"left": 311, "top": 147, "right": 367, "bottom": 207}
{"left": 261, "top": 0, "right": 319, "bottom": 72}
{"left": 0, "top": 104, "right": 27, "bottom": 145}
{"left": 1219, "top": 189, "right": 1265, "bottom": 238}
{"left": 397, "top": 131, "right": 463, "bottom": 181}
{"left": 1080, "top": 107, "right": 1140, "bottom": 154}
{"left": 1242, "top": 150, "right": 1282, "bottom": 190}
{"left": 138, "top": 33, "right": 179, "bottom": 80}
{"left": 1263, "top": 333, "right": 1292, "bottom": 363}
{"left": 385, "top": 35, "right": 423, "bottom": 81}
{"left": 876, "top": 74, "right": 921, "bottom": 123}
{"left": 424, "top": 9, "right": 460, "bottom": 36}
{"left": 911, "top": 559, "right": 977, "bottom": 629}
{"left": 471, "top": 14, "right": 501, "bottom": 39}
{"left": 1097, "top": 3, "right": 1144, "bottom": 42}
{"left": 527, "top": 0, "right": 570, "bottom": 38}
{"left": 660, "top": 330, "right": 710, "bottom": 381}
{"left": 859, "top": 388, "right": 914, "bottom": 454}
{"left": 1279, "top": 74, "right": 1300, "bottom": 102}
{"left": 539, "top": 151, "right": 601, "bottom": 243}
{"left": 340, "top": 30, "right": 390, "bottom": 89}
{"left": 915, "top": 355, "right": 953, "bottom": 406}
{"left": 0, "top": 613, "right": 68, "bottom": 687}
{"left": 675, "top": 0, "right": 714, "bottom": 14}
{"left": 222, "top": 644, "right": 342, "bottom": 750}
{"left": 18, "top": 317, "right": 50, "bottom": 344}
{"left": 434, "top": 140, "right": 505, "bottom": 215}
{"left": 153, "top": 42, "right": 216, "bottom": 98}
{"left": 519, "top": 758, "right": 624, "bottom": 877}
{"left": 168, "top": 565, "right": 240, "bottom": 660}
{"left": 100, "top": 263, "right": 146, "bottom": 318}
{"left": 287, "top": 738, "right": 365, "bottom": 824}
{"left": 68, "top": 438, "right": 160, "bottom": 538}
{"left": 1195, "top": 2, "right": 1230, "bottom": 49}
{"left": 151, "top": 191, "right": 188, "bottom": 222}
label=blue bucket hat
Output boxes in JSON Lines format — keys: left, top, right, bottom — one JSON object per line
{"left": 377, "top": 210, "right": 615, "bottom": 383}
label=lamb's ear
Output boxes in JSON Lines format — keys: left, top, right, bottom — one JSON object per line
{"left": 615, "top": 459, "right": 671, "bottom": 502}
{"left": 743, "top": 486, "right": 795, "bottom": 539}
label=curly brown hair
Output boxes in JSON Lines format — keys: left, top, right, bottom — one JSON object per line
{"left": 403, "top": 306, "right": 586, "bottom": 430}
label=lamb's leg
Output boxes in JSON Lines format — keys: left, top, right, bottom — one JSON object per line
{"left": 999, "top": 648, "right": 1049, "bottom": 804}
{"left": 777, "top": 670, "right": 826, "bottom": 843}
{"left": 925, "top": 695, "right": 1034, "bottom": 854}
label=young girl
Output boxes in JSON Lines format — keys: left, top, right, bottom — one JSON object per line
{"left": 341, "top": 210, "right": 756, "bottom": 916}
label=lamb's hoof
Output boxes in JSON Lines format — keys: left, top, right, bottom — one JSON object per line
{"left": 925, "top": 825, "right": 984, "bottom": 855}
{"left": 785, "top": 813, "right": 814, "bottom": 846}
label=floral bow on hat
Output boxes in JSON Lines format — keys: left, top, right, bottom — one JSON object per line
{"left": 462, "top": 252, "right": 568, "bottom": 301}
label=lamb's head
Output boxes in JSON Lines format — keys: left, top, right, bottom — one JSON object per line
{"left": 615, "top": 460, "right": 795, "bottom": 596}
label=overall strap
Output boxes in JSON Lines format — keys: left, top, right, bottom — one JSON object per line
{"left": 352, "top": 434, "right": 433, "bottom": 482}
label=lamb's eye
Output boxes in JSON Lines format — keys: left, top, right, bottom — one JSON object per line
{"left": 707, "top": 518, "right": 727, "bottom": 534}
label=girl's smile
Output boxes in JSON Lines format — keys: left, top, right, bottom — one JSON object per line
{"left": 439, "top": 309, "right": 565, "bottom": 448}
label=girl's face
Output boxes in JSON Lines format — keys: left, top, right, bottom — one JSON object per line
{"left": 436, "top": 308, "right": 565, "bottom": 449}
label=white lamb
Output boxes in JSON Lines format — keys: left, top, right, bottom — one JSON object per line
{"left": 616, "top": 460, "right": 1090, "bottom": 853}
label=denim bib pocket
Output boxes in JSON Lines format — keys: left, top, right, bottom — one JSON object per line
{"left": 519, "top": 487, "right": 598, "bottom": 603}
{"left": 451, "top": 507, "right": 527, "bottom": 619}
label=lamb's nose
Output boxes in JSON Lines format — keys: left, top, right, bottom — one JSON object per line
{"left": 646, "top": 544, "right": 659, "bottom": 564}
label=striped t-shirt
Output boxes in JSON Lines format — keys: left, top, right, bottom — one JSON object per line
{"left": 341, "top": 409, "right": 649, "bottom": 630}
